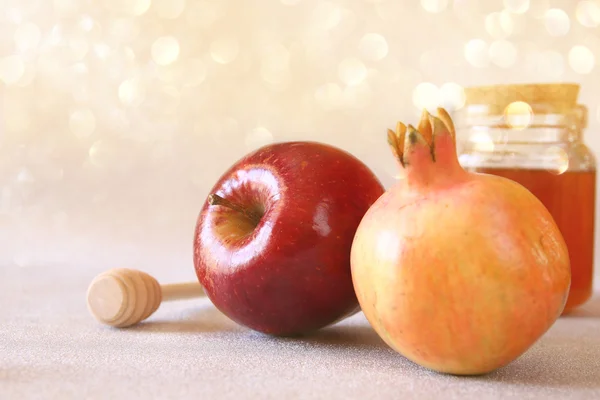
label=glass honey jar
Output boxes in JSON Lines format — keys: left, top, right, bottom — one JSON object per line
{"left": 453, "top": 83, "right": 596, "bottom": 314}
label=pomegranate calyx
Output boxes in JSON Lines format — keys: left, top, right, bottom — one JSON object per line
{"left": 387, "top": 122, "right": 407, "bottom": 167}
{"left": 404, "top": 124, "right": 433, "bottom": 165}
{"left": 387, "top": 108, "right": 456, "bottom": 167}
{"left": 417, "top": 109, "right": 433, "bottom": 144}
{"left": 435, "top": 107, "right": 455, "bottom": 138}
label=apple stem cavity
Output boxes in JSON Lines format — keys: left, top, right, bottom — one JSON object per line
{"left": 207, "top": 193, "right": 263, "bottom": 226}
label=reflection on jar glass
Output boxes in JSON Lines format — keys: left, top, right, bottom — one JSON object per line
{"left": 454, "top": 83, "right": 596, "bottom": 314}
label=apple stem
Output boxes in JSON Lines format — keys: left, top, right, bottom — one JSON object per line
{"left": 207, "top": 194, "right": 263, "bottom": 225}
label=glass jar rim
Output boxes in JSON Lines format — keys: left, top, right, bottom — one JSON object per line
{"left": 453, "top": 104, "right": 588, "bottom": 129}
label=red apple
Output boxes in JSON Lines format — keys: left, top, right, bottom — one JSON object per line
{"left": 193, "top": 141, "right": 385, "bottom": 336}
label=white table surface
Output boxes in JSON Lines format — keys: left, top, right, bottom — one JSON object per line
{"left": 1, "top": 264, "right": 599, "bottom": 400}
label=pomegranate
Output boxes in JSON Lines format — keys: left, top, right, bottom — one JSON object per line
{"left": 350, "top": 108, "right": 571, "bottom": 375}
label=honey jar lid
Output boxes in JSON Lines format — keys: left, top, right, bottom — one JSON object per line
{"left": 463, "top": 83, "right": 580, "bottom": 114}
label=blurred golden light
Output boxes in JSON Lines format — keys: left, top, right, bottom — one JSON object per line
{"left": 485, "top": 11, "right": 513, "bottom": 39}
{"left": 184, "top": 59, "right": 208, "bottom": 87}
{"left": 315, "top": 83, "right": 344, "bottom": 110}
{"left": 260, "top": 44, "right": 291, "bottom": 86}
{"left": 358, "top": 33, "right": 388, "bottom": 61}
{"left": 438, "top": 82, "right": 466, "bottom": 111}
{"left": 17, "top": 168, "right": 35, "bottom": 184}
{"left": 471, "top": 132, "right": 495, "bottom": 152}
{"left": 420, "top": 0, "right": 448, "bottom": 13}
{"left": 120, "top": 0, "right": 152, "bottom": 16}
{"left": 489, "top": 40, "right": 517, "bottom": 68}
{"left": 504, "top": 101, "right": 533, "bottom": 130}
{"left": 343, "top": 82, "right": 372, "bottom": 109}
{"left": 538, "top": 50, "right": 565, "bottom": 79}
{"left": 3, "top": 105, "right": 30, "bottom": 132}
{"left": 544, "top": 8, "right": 571, "bottom": 37}
{"left": 210, "top": 37, "right": 239, "bottom": 64}
{"left": 69, "top": 109, "right": 96, "bottom": 138}
{"left": 155, "top": 0, "right": 185, "bottom": 19}
{"left": 464, "top": 39, "right": 490, "bottom": 67}
{"left": 16, "top": 64, "right": 36, "bottom": 87}
{"left": 89, "top": 140, "right": 118, "bottom": 169}
{"left": 412, "top": 82, "right": 439, "bottom": 111}
{"left": 53, "top": 0, "right": 78, "bottom": 17}
{"left": 151, "top": 36, "right": 180, "bottom": 66}
{"left": 311, "top": 2, "right": 342, "bottom": 30}
{"left": 0, "top": 55, "right": 25, "bottom": 85}
{"left": 503, "top": 0, "right": 529, "bottom": 14}
{"left": 7, "top": 8, "right": 22, "bottom": 24}
{"left": 576, "top": 1, "right": 600, "bottom": 27}
{"left": 118, "top": 79, "right": 145, "bottom": 106}
{"left": 14, "top": 23, "right": 42, "bottom": 53}
{"left": 185, "top": 1, "right": 222, "bottom": 28}
{"left": 93, "top": 43, "right": 111, "bottom": 60}
{"left": 70, "top": 38, "right": 90, "bottom": 60}
{"left": 79, "top": 15, "right": 95, "bottom": 31}
{"left": 569, "top": 45, "right": 595, "bottom": 74}
{"left": 528, "top": 0, "right": 549, "bottom": 17}
{"left": 2, "top": 0, "right": 600, "bottom": 261}
{"left": 338, "top": 57, "right": 367, "bottom": 86}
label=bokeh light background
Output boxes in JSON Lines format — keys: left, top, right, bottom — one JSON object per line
{"left": 1, "top": 0, "right": 599, "bottom": 286}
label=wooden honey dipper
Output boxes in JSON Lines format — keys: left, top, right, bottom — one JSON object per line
{"left": 86, "top": 268, "right": 206, "bottom": 328}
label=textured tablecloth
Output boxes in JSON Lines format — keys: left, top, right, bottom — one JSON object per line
{"left": 2, "top": 264, "right": 599, "bottom": 400}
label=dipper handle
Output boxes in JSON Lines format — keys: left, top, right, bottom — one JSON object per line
{"left": 86, "top": 268, "right": 205, "bottom": 328}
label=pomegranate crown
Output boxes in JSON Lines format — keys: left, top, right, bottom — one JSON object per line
{"left": 387, "top": 107, "right": 456, "bottom": 167}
